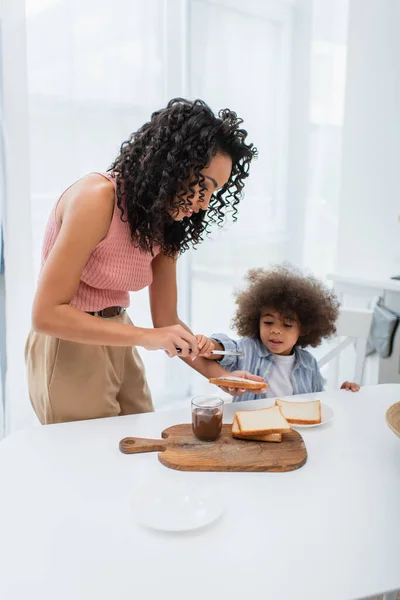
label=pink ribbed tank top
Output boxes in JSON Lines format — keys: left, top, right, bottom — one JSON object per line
{"left": 41, "top": 173, "right": 160, "bottom": 312}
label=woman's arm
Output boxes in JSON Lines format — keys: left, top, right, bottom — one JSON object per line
{"left": 32, "top": 175, "right": 197, "bottom": 357}
{"left": 149, "top": 254, "right": 259, "bottom": 381}
{"left": 148, "top": 252, "right": 182, "bottom": 328}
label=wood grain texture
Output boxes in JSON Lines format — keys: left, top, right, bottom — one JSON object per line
{"left": 119, "top": 424, "right": 307, "bottom": 472}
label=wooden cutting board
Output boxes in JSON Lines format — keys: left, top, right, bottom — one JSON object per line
{"left": 119, "top": 424, "right": 307, "bottom": 472}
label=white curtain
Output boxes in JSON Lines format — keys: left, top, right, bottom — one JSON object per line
{"left": 1, "top": 0, "right": 351, "bottom": 431}
{"left": 303, "top": 0, "right": 349, "bottom": 276}
{"left": 0, "top": 82, "right": 5, "bottom": 436}
{"left": 1, "top": 0, "right": 35, "bottom": 435}
{"left": 0, "top": 167, "right": 5, "bottom": 438}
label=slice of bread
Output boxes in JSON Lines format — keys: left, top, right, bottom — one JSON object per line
{"left": 275, "top": 398, "right": 321, "bottom": 425}
{"left": 209, "top": 376, "right": 267, "bottom": 390}
{"left": 236, "top": 405, "right": 292, "bottom": 435}
{"left": 232, "top": 414, "right": 282, "bottom": 442}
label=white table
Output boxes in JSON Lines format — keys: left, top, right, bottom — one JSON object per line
{"left": 0, "top": 385, "right": 399, "bottom": 600}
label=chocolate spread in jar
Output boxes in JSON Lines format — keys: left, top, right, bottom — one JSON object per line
{"left": 192, "top": 407, "right": 223, "bottom": 441}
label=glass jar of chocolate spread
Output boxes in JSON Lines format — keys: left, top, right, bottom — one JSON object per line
{"left": 191, "top": 396, "right": 224, "bottom": 441}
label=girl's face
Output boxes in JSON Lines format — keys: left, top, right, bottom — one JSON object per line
{"left": 170, "top": 152, "right": 232, "bottom": 221}
{"left": 259, "top": 309, "right": 301, "bottom": 356}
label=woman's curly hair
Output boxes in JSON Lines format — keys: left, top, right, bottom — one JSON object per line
{"left": 233, "top": 265, "right": 340, "bottom": 348}
{"left": 108, "top": 98, "right": 257, "bottom": 257}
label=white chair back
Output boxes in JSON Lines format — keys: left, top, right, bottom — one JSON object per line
{"left": 318, "top": 307, "right": 373, "bottom": 384}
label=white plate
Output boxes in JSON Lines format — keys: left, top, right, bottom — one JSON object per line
{"left": 130, "top": 478, "right": 225, "bottom": 532}
{"left": 288, "top": 401, "right": 334, "bottom": 428}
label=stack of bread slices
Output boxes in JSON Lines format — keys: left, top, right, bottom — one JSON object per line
{"left": 232, "top": 399, "right": 321, "bottom": 443}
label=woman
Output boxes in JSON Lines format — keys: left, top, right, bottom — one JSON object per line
{"left": 25, "top": 98, "right": 264, "bottom": 424}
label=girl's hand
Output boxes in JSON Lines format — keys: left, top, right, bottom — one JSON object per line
{"left": 341, "top": 381, "right": 360, "bottom": 392}
{"left": 218, "top": 370, "right": 267, "bottom": 397}
{"left": 195, "top": 334, "right": 215, "bottom": 357}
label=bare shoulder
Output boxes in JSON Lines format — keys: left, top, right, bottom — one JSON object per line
{"left": 56, "top": 173, "right": 115, "bottom": 236}
{"left": 36, "top": 174, "right": 117, "bottom": 308}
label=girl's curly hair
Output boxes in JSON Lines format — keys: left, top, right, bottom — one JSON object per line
{"left": 108, "top": 98, "right": 257, "bottom": 257}
{"left": 233, "top": 265, "right": 340, "bottom": 348}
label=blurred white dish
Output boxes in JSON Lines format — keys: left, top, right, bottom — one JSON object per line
{"left": 130, "top": 478, "right": 225, "bottom": 532}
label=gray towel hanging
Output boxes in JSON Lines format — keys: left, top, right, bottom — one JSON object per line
{"left": 366, "top": 299, "right": 399, "bottom": 359}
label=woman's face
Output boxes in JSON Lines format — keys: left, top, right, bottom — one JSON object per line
{"left": 170, "top": 152, "right": 233, "bottom": 221}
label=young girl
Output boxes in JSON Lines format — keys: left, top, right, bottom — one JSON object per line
{"left": 201, "top": 266, "right": 360, "bottom": 401}
{"left": 25, "top": 98, "right": 263, "bottom": 424}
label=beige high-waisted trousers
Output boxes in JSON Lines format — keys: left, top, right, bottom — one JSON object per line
{"left": 25, "top": 311, "right": 153, "bottom": 424}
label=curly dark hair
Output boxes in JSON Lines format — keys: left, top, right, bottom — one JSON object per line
{"left": 108, "top": 98, "right": 257, "bottom": 257}
{"left": 232, "top": 265, "right": 340, "bottom": 348}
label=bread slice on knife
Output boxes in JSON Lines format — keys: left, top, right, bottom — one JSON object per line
{"left": 236, "top": 405, "right": 292, "bottom": 435}
{"left": 275, "top": 398, "right": 321, "bottom": 425}
{"left": 232, "top": 414, "right": 282, "bottom": 442}
{"left": 209, "top": 375, "right": 266, "bottom": 390}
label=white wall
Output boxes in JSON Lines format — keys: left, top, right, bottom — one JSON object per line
{"left": 336, "top": 0, "right": 400, "bottom": 278}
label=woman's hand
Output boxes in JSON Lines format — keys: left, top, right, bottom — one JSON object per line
{"left": 195, "top": 334, "right": 215, "bottom": 357}
{"left": 139, "top": 325, "right": 199, "bottom": 358}
{"left": 217, "top": 370, "right": 267, "bottom": 397}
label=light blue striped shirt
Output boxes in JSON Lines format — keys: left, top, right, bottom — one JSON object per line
{"left": 212, "top": 333, "right": 324, "bottom": 402}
